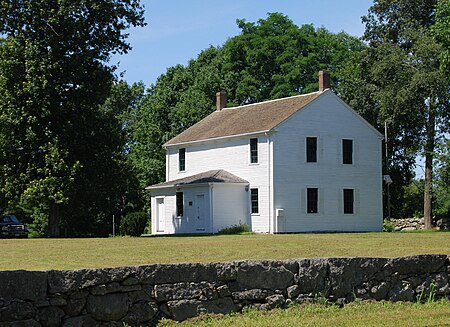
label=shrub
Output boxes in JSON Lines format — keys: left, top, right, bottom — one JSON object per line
{"left": 383, "top": 219, "right": 395, "bottom": 232}
{"left": 143, "top": 218, "right": 152, "bottom": 235}
{"left": 217, "top": 223, "right": 251, "bottom": 235}
{"left": 119, "top": 211, "right": 149, "bottom": 236}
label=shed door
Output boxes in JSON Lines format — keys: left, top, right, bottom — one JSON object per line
{"left": 195, "top": 194, "right": 205, "bottom": 232}
{"left": 156, "top": 198, "right": 165, "bottom": 232}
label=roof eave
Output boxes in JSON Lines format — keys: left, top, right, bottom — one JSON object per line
{"left": 146, "top": 181, "right": 249, "bottom": 190}
{"left": 145, "top": 184, "right": 174, "bottom": 190}
{"left": 163, "top": 130, "right": 271, "bottom": 148}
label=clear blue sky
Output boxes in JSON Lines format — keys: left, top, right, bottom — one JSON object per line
{"left": 113, "top": 0, "right": 375, "bottom": 87}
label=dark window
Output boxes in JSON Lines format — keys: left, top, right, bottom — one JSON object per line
{"left": 307, "top": 188, "right": 318, "bottom": 214}
{"left": 251, "top": 188, "right": 259, "bottom": 214}
{"left": 343, "top": 189, "right": 354, "bottom": 214}
{"left": 176, "top": 192, "right": 184, "bottom": 217}
{"left": 306, "top": 137, "right": 317, "bottom": 162}
{"left": 342, "top": 139, "right": 353, "bottom": 164}
{"left": 179, "top": 148, "right": 186, "bottom": 171}
{"left": 250, "top": 138, "right": 258, "bottom": 163}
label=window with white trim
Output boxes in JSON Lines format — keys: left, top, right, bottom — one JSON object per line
{"left": 179, "top": 148, "right": 186, "bottom": 171}
{"left": 250, "top": 138, "right": 258, "bottom": 163}
{"left": 307, "top": 188, "right": 318, "bottom": 214}
{"left": 306, "top": 137, "right": 317, "bottom": 163}
{"left": 342, "top": 139, "right": 353, "bottom": 164}
{"left": 251, "top": 188, "right": 259, "bottom": 214}
{"left": 176, "top": 192, "right": 184, "bottom": 217}
{"left": 343, "top": 189, "right": 354, "bottom": 214}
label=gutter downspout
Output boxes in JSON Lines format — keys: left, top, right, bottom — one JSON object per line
{"left": 209, "top": 183, "right": 214, "bottom": 234}
{"left": 265, "top": 132, "right": 272, "bottom": 233}
{"left": 165, "top": 149, "right": 169, "bottom": 181}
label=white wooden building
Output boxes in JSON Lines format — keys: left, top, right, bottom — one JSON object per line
{"left": 147, "top": 72, "right": 384, "bottom": 234}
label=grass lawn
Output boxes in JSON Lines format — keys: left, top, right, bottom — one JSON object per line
{"left": 0, "top": 232, "right": 449, "bottom": 271}
{"left": 158, "top": 300, "right": 450, "bottom": 327}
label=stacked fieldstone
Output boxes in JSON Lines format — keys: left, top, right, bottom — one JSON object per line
{"left": 0, "top": 255, "right": 449, "bottom": 326}
{"left": 393, "top": 217, "right": 450, "bottom": 231}
{"left": 393, "top": 218, "right": 424, "bottom": 231}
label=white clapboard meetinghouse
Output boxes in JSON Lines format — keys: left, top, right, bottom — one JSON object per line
{"left": 147, "top": 71, "right": 383, "bottom": 234}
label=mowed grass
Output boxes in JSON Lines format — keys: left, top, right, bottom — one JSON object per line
{"left": 1, "top": 232, "right": 449, "bottom": 271}
{"left": 159, "top": 301, "right": 450, "bottom": 327}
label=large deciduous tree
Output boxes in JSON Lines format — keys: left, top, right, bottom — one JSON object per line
{"left": 362, "top": 0, "right": 450, "bottom": 228}
{"left": 0, "top": 1, "right": 145, "bottom": 236}
{"left": 433, "top": 0, "right": 450, "bottom": 71}
{"left": 131, "top": 13, "right": 367, "bottom": 190}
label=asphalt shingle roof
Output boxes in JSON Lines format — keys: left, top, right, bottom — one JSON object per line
{"left": 146, "top": 169, "right": 248, "bottom": 189}
{"left": 164, "top": 91, "right": 323, "bottom": 146}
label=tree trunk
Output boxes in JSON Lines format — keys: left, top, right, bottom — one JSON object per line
{"left": 47, "top": 202, "right": 61, "bottom": 237}
{"left": 423, "top": 103, "right": 436, "bottom": 230}
{"left": 424, "top": 152, "right": 433, "bottom": 229}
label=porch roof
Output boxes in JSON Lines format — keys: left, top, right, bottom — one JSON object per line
{"left": 146, "top": 169, "right": 248, "bottom": 190}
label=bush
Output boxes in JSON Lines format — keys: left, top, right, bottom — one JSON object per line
{"left": 119, "top": 211, "right": 149, "bottom": 236}
{"left": 143, "top": 218, "right": 152, "bottom": 235}
{"left": 217, "top": 223, "right": 251, "bottom": 235}
{"left": 383, "top": 219, "right": 395, "bottom": 232}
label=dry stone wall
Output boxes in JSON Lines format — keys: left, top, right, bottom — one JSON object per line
{"left": 393, "top": 217, "right": 450, "bottom": 231}
{"left": 1, "top": 255, "right": 449, "bottom": 326}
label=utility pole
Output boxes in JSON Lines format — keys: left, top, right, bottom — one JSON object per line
{"left": 385, "top": 121, "right": 391, "bottom": 218}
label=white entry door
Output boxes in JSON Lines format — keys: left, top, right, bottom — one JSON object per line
{"left": 156, "top": 198, "right": 165, "bottom": 232}
{"left": 195, "top": 194, "right": 205, "bottom": 231}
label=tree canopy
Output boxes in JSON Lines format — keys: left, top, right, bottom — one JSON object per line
{"left": 2, "top": 4, "right": 449, "bottom": 237}
{"left": 360, "top": 0, "right": 450, "bottom": 226}
{"left": 129, "top": 13, "right": 367, "bottom": 193}
{"left": 0, "top": 0, "right": 145, "bottom": 236}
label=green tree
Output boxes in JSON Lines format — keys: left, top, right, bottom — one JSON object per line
{"left": 433, "top": 0, "right": 450, "bottom": 71}
{"left": 435, "top": 140, "right": 450, "bottom": 217}
{"left": 432, "top": 0, "right": 450, "bottom": 219}
{"left": 0, "top": 1, "right": 145, "bottom": 236}
{"left": 361, "top": 0, "right": 450, "bottom": 227}
{"left": 133, "top": 13, "right": 366, "bottom": 189}
{"left": 222, "top": 14, "right": 366, "bottom": 104}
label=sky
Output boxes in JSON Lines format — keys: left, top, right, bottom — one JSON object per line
{"left": 113, "top": 0, "right": 375, "bottom": 87}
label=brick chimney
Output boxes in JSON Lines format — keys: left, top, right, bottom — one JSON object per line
{"left": 319, "top": 71, "right": 331, "bottom": 92}
{"left": 216, "top": 91, "right": 227, "bottom": 111}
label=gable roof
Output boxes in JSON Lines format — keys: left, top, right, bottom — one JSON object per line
{"left": 146, "top": 169, "right": 248, "bottom": 190}
{"left": 164, "top": 91, "right": 323, "bottom": 147}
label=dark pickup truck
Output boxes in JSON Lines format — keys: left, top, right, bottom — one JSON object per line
{"left": 0, "top": 215, "right": 28, "bottom": 238}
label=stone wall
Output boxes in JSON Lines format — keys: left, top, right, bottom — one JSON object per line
{"left": 1, "top": 255, "right": 449, "bottom": 326}
{"left": 393, "top": 218, "right": 424, "bottom": 231}
{"left": 393, "top": 217, "right": 450, "bottom": 231}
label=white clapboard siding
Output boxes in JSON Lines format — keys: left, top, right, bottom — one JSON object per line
{"left": 166, "top": 135, "right": 271, "bottom": 233}
{"left": 159, "top": 90, "right": 383, "bottom": 234}
{"left": 272, "top": 91, "right": 383, "bottom": 232}
{"left": 151, "top": 185, "right": 213, "bottom": 234}
{"left": 212, "top": 183, "right": 249, "bottom": 233}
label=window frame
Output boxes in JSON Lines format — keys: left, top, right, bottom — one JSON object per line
{"left": 307, "top": 188, "right": 318, "bottom": 214}
{"left": 306, "top": 137, "right": 317, "bottom": 163}
{"left": 343, "top": 189, "right": 354, "bottom": 214}
{"left": 176, "top": 191, "right": 184, "bottom": 217}
{"left": 250, "top": 138, "right": 258, "bottom": 164}
{"left": 250, "top": 188, "right": 259, "bottom": 214}
{"left": 342, "top": 139, "right": 353, "bottom": 165}
{"left": 179, "top": 148, "right": 186, "bottom": 172}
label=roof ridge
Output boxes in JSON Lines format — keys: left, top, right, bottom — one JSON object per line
{"left": 222, "top": 90, "right": 323, "bottom": 111}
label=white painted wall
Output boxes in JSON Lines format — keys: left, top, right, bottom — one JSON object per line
{"left": 212, "top": 183, "right": 249, "bottom": 233}
{"left": 161, "top": 91, "right": 382, "bottom": 233}
{"left": 166, "top": 135, "right": 271, "bottom": 232}
{"left": 272, "top": 91, "right": 383, "bottom": 232}
{"left": 151, "top": 185, "right": 212, "bottom": 234}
